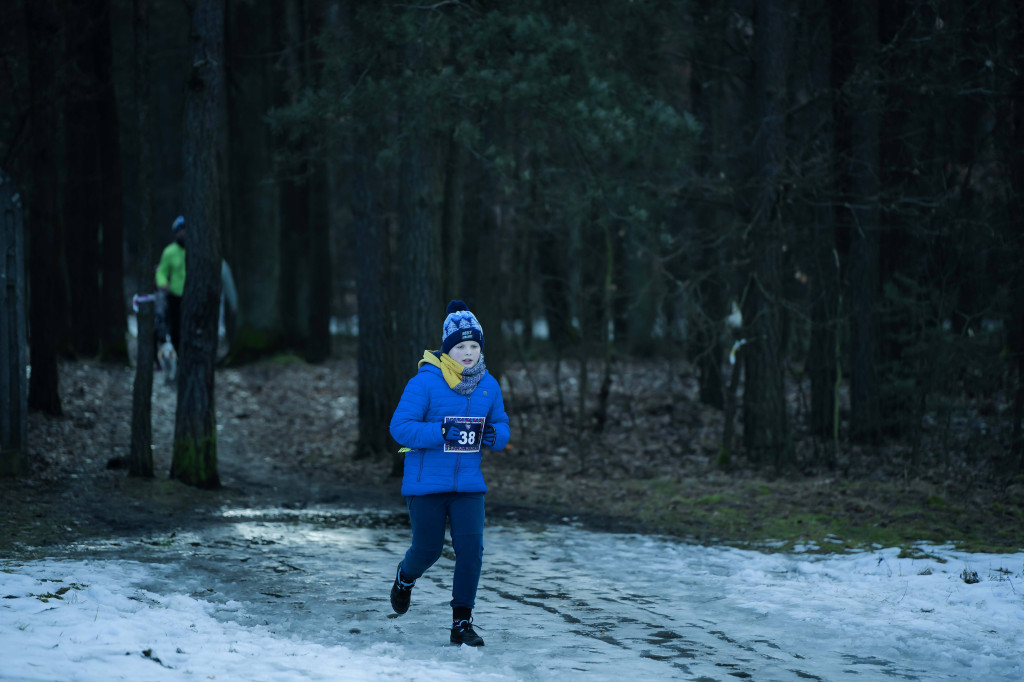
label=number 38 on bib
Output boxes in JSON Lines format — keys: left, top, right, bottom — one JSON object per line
{"left": 443, "top": 416, "right": 486, "bottom": 453}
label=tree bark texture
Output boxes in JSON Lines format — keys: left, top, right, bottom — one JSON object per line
{"left": 25, "top": 0, "right": 64, "bottom": 416}
{"left": 396, "top": 129, "right": 441, "bottom": 365}
{"left": 129, "top": 0, "right": 155, "bottom": 478}
{"left": 226, "top": 0, "right": 281, "bottom": 354}
{"left": 439, "top": 127, "right": 465, "bottom": 301}
{"left": 1, "top": 171, "right": 29, "bottom": 476}
{"left": 275, "top": 0, "right": 311, "bottom": 353}
{"left": 687, "top": 0, "right": 752, "bottom": 411}
{"left": 352, "top": 141, "right": 400, "bottom": 461}
{"left": 459, "top": 112, "right": 507, "bottom": 380}
{"left": 742, "top": 0, "right": 790, "bottom": 467}
{"left": 794, "top": 0, "right": 838, "bottom": 453}
{"left": 306, "top": 153, "right": 332, "bottom": 363}
{"left": 95, "top": 0, "right": 126, "bottom": 361}
{"left": 1009, "top": 3, "right": 1024, "bottom": 470}
{"left": 305, "top": 0, "right": 332, "bottom": 364}
{"left": 171, "top": 0, "right": 224, "bottom": 489}
{"left": 845, "top": 1, "right": 881, "bottom": 444}
{"left": 63, "top": 0, "right": 102, "bottom": 358}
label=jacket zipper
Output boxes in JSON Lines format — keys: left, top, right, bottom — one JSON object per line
{"left": 453, "top": 394, "right": 473, "bottom": 492}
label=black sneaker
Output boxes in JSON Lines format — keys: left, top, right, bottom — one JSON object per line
{"left": 450, "top": 618, "right": 485, "bottom": 647}
{"left": 390, "top": 563, "right": 414, "bottom": 615}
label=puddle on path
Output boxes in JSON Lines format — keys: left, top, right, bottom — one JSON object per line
{"left": 39, "top": 504, "right": 993, "bottom": 681}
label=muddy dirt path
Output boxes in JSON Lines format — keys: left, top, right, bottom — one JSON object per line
{"left": 33, "top": 505, "right": 1016, "bottom": 681}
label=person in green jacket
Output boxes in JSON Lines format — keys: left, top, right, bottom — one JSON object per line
{"left": 155, "top": 215, "right": 186, "bottom": 350}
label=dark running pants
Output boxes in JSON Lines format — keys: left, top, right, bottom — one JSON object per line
{"left": 402, "top": 492, "right": 485, "bottom": 611}
{"left": 166, "top": 293, "right": 182, "bottom": 351}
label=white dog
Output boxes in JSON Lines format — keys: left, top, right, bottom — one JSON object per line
{"left": 158, "top": 337, "right": 177, "bottom": 384}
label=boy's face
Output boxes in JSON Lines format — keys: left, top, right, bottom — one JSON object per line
{"left": 449, "top": 341, "right": 481, "bottom": 369}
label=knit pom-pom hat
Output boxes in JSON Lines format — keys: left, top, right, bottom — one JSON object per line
{"left": 441, "top": 300, "right": 484, "bottom": 354}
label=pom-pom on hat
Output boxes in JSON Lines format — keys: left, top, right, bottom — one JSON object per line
{"left": 172, "top": 215, "right": 185, "bottom": 231}
{"left": 441, "top": 300, "right": 484, "bottom": 354}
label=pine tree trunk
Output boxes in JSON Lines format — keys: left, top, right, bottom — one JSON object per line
{"left": 742, "top": 0, "right": 791, "bottom": 467}
{"left": 352, "top": 137, "right": 399, "bottom": 460}
{"left": 25, "top": 0, "right": 64, "bottom": 415}
{"left": 796, "top": 1, "right": 838, "bottom": 456}
{"left": 0, "top": 171, "right": 29, "bottom": 476}
{"left": 63, "top": 0, "right": 102, "bottom": 358}
{"left": 846, "top": 2, "right": 881, "bottom": 444}
{"left": 1009, "top": 3, "right": 1024, "bottom": 471}
{"left": 171, "top": 0, "right": 224, "bottom": 489}
{"left": 275, "top": 0, "right": 311, "bottom": 352}
{"left": 395, "top": 119, "right": 441, "bottom": 366}
{"left": 340, "top": 4, "right": 401, "bottom": 464}
{"left": 307, "top": 157, "right": 332, "bottom": 363}
{"left": 129, "top": 0, "right": 156, "bottom": 478}
{"left": 226, "top": 0, "right": 281, "bottom": 357}
{"left": 305, "top": 0, "right": 332, "bottom": 363}
{"left": 95, "top": 0, "right": 127, "bottom": 361}
{"left": 440, "top": 127, "right": 465, "bottom": 300}
{"left": 688, "top": 0, "right": 750, "bottom": 412}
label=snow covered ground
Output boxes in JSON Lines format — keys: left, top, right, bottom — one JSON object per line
{"left": 1, "top": 506, "right": 1022, "bottom": 681}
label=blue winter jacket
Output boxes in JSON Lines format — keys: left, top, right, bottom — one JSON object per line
{"left": 390, "top": 357, "right": 511, "bottom": 496}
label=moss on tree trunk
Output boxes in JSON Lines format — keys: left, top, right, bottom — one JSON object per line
{"left": 171, "top": 430, "right": 220, "bottom": 489}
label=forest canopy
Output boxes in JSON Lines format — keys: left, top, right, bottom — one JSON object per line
{"left": 1, "top": 0, "right": 1021, "bottom": 483}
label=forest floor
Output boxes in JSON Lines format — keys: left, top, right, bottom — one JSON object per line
{"left": 3, "top": 355, "right": 1022, "bottom": 557}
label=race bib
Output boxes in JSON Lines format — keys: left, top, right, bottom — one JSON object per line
{"left": 443, "top": 416, "right": 485, "bottom": 453}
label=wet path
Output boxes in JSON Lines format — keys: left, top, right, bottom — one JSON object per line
{"left": 49, "top": 506, "right": 1017, "bottom": 681}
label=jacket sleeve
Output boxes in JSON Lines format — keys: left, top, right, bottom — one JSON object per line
{"left": 389, "top": 375, "right": 445, "bottom": 449}
{"left": 155, "top": 247, "right": 171, "bottom": 289}
{"left": 485, "top": 384, "right": 511, "bottom": 450}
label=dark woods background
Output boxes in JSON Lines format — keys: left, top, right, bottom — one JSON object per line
{"left": 2, "top": 1, "right": 1022, "bottom": 483}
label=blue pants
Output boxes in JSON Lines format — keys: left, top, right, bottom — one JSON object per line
{"left": 402, "top": 492, "right": 485, "bottom": 610}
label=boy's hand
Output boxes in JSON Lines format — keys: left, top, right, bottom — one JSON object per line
{"left": 442, "top": 423, "right": 464, "bottom": 442}
{"left": 482, "top": 425, "right": 496, "bottom": 447}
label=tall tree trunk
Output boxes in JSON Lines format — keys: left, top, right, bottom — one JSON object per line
{"left": 273, "top": 0, "right": 330, "bottom": 362}
{"left": 95, "top": 0, "right": 126, "bottom": 361}
{"left": 306, "top": 0, "right": 332, "bottom": 365}
{"left": 345, "top": 4, "right": 400, "bottom": 462}
{"left": 536, "top": 224, "right": 575, "bottom": 348}
{"left": 688, "top": 0, "right": 751, "bottom": 412}
{"left": 798, "top": 0, "right": 838, "bottom": 460}
{"left": 25, "top": 0, "right": 64, "bottom": 415}
{"left": 225, "top": 0, "right": 281, "bottom": 358}
{"left": 275, "top": 0, "right": 311, "bottom": 353}
{"left": 845, "top": 1, "right": 881, "bottom": 444}
{"left": 439, "top": 127, "right": 465, "bottom": 300}
{"left": 1008, "top": 3, "right": 1024, "bottom": 471}
{"left": 63, "top": 0, "right": 102, "bottom": 358}
{"left": 394, "top": 131, "right": 441, "bottom": 425}
{"left": 394, "top": 107, "right": 441, "bottom": 366}
{"left": 306, "top": 155, "right": 332, "bottom": 362}
{"left": 742, "top": 0, "right": 790, "bottom": 467}
{"left": 172, "top": 0, "right": 224, "bottom": 488}
{"left": 623, "top": 223, "right": 659, "bottom": 358}
{"left": 0, "top": 170, "right": 29, "bottom": 476}
{"left": 129, "top": 0, "right": 155, "bottom": 478}
{"left": 393, "top": 42, "right": 442, "bottom": 474}
{"left": 352, "top": 141, "right": 398, "bottom": 460}
{"left": 689, "top": 269, "right": 725, "bottom": 411}
{"left": 463, "top": 130, "right": 507, "bottom": 381}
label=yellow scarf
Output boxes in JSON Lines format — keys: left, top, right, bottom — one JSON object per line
{"left": 418, "top": 350, "right": 464, "bottom": 389}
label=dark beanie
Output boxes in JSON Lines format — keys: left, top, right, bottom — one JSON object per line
{"left": 441, "top": 300, "right": 484, "bottom": 354}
